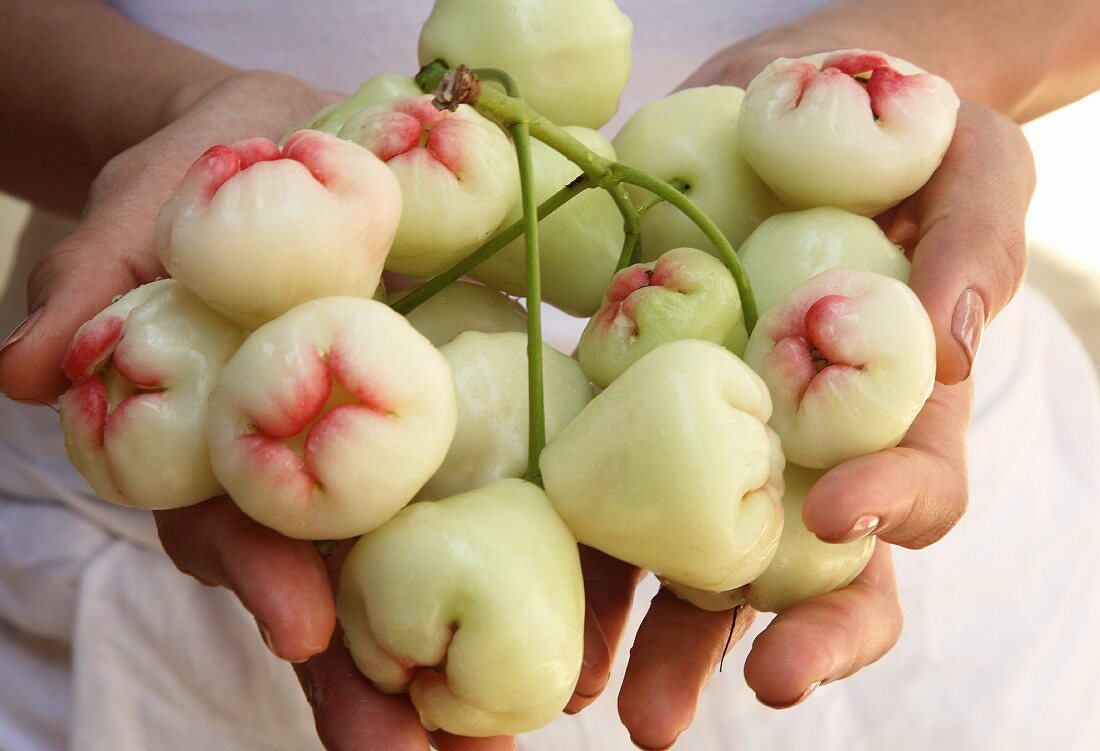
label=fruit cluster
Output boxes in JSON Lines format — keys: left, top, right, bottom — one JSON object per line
{"left": 56, "top": 0, "right": 958, "bottom": 740}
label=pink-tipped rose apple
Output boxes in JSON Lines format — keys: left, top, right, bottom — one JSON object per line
{"left": 738, "top": 50, "right": 960, "bottom": 215}
{"left": 389, "top": 280, "right": 526, "bottom": 347}
{"left": 613, "top": 86, "right": 786, "bottom": 259}
{"left": 418, "top": 0, "right": 633, "bottom": 129}
{"left": 59, "top": 280, "right": 242, "bottom": 509}
{"left": 470, "top": 126, "right": 624, "bottom": 317}
{"left": 299, "top": 74, "right": 421, "bottom": 135}
{"left": 577, "top": 247, "right": 746, "bottom": 389}
{"left": 665, "top": 464, "right": 876, "bottom": 613}
{"left": 541, "top": 340, "right": 785, "bottom": 594}
{"left": 417, "top": 332, "right": 594, "bottom": 501}
{"left": 739, "top": 206, "right": 910, "bottom": 314}
{"left": 156, "top": 130, "right": 401, "bottom": 329}
{"left": 206, "top": 297, "right": 457, "bottom": 540}
{"left": 339, "top": 95, "right": 518, "bottom": 277}
{"left": 744, "top": 269, "right": 936, "bottom": 469}
{"left": 338, "top": 478, "right": 584, "bottom": 736}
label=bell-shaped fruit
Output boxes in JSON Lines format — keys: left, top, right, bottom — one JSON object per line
{"left": 338, "top": 478, "right": 585, "bottom": 736}
{"left": 339, "top": 95, "right": 518, "bottom": 277}
{"left": 59, "top": 280, "right": 242, "bottom": 509}
{"left": 541, "top": 339, "right": 784, "bottom": 593}
{"left": 418, "top": 0, "right": 633, "bottom": 129}
{"left": 577, "top": 248, "right": 746, "bottom": 389}
{"left": 391, "top": 281, "right": 526, "bottom": 347}
{"left": 206, "top": 297, "right": 456, "bottom": 540}
{"left": 613, "top": 86, "right": 786, "bottom": 259}
{"left": 418, "top": 332, "right": 594, "bottom": 501}
{"left": 738, "top": 50, "right": 960, "bottom": 215}
{"left": 470, "top": 126, "right": 623, "bottom": 317}
{"left": 744, "top": 269, "right": 935, "bottom": 469}
{"left": 156, "top": 130, "right": 401, "bottom": 329}
{"left": 740, "top": 207, "right": 910, "bottom": 314}
{"left": 299, "top": 74, "right": 422, "bottom": 135}
{"left": 665, "top": 465, "right": 876, "bottom": 613}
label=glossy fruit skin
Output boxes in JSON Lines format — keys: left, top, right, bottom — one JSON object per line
{"left": 665, "top": 464, "right": 876, "bottom": 613}
{"left": 470, "top": 126, "right": 624, "bottom": 317}
{"left": 338, "top": 478, "right": 585, "bottom": 737}
{"left": 390, "top": 280, "right": 527, "bottom": 347}
{"left": 738, "top": 49, "right": 960, "bottom": 216}
{"left": 744, "top": 269, "right": 936, "bottom": 469}
{"left": 577, "top": 247, "right": 747, "bottom": 389}
{"left": 542, "top": 339, "right": 785, "bottom": 594}
{"left": 206, "top": 297, "right": 456, "bottom": 540}
{"left": 299, "top": 74, "right": 422, "bottom": 136}
{"left": 59, "top": 280, "right": 242, "bottom": 509}
{"left": 613, "top": 86, "right": 786, "bottom": 260}
{"left": 418, "top": 0, "right": 633, "bottom": 129}
{"left": 739, "top": 206, "right": 910, "bottom": 315}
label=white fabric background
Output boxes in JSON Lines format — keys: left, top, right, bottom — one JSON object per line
{"left": 1, "top": 1, "right": 1099, "bottom": 749}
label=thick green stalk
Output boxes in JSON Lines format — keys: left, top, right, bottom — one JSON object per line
{"left": 609, "top": 185, "right": 642, "bottom": 271}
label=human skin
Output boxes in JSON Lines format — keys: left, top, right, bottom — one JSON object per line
{"left": 0, "top": 0, "right": 1092, "bottom": 748}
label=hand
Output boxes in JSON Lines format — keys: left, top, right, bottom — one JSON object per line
{"left": 566, "top": 63, "right": 1033, "bottom": 749}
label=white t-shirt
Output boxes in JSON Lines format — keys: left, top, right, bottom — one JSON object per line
{"left": 2, "top": 2, "right": 1099, "bottom": 750}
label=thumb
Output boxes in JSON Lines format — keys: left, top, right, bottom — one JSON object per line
{"left": 0, "top": 213, "right": 164, "bottom": 403}
{"left": 905, "top": 102, "right": 1034, "bottom": 385}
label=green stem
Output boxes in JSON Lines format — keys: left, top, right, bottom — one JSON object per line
{"left": 612, "top": 164, "right": 759, "bottom": 332}
{"left": 609, "top": 185, "right": 642, "bottom": 271}
{"left": 389, "top": 179, "right": 591, "bottom": 316}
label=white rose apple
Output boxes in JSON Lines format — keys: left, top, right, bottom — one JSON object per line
{"left": 541, "top": 339, "right": 784, "bottom": 593}
{"left": 418, "top": 332, "right": 594, "bottom": 501}
{"left": 738, "top": 49, "right": 960, "bottom": 215}
{"left": 744, "top": 269, "right": 936, "bottom": 469}
{"left": 339, "top": 95, "right": 518, "bottom": 277}
{"left": 156, "top": 130, "right": 401, "bottom": 329}
{"left": 390, "top": 280, "right": 526, "bottom": 347}
{"left": 612, "top": 86, "right": 786, "bottom": 259}
{"left": 740, "top": 207, "right": 910, "bottom": 314}
{"left": 338, "top": 478, "right": 584, "bottom": 737}
{"left": 206, "top": 297, "right": 457, "bottom": 540}
{"left": 418, "top": 0, "right": 633, "bottom": 129}
{"left": 577, "top": 247, "right": 747, "bottom": 389}
{"left": 470, "top": 126, "right": 624, "bottom": 317}
{"left": 59, "top": 280, "right": 242, "bottom": 509}
{"left": 299, "top": 73, "right": 421, "bottom": 135}
{"left": 665, "top": 464, "right": 876, "bottom": 613}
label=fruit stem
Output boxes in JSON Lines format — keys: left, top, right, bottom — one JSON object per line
{"left": 609, "top": 185, "right": 642, "bottom": 271}
{"left": 389, "top": 179, "right": 591, "bottom": 316}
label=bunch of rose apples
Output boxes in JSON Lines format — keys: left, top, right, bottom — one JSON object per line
{"left": 55, "top": 0, "right": 960, "bottom": 741}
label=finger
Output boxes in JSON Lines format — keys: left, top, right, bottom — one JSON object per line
{"left": 565, "top": 546, "right": 645, "bottom": 714}
{"left": 155, "top": 496, "right": 335, "bottom": 662}
{"left": 296, "top": 627, "right": 430, "bottom": 751}
{"left": 906, "top": 101, "right": 1035, "bottom": 384}
{"left": 745, "top": 543, "right": 901, "bottom": 708}
{"left": 0, "top": 215, "right": 164, "bottom": 403}
{"left": 618, "top": 591, "right": 756, "bottom": 751}
{"left": 803, "top": 379, "right": 972, "bottom": 549}
{"left": 429, "top": 730, "right": 516, "bottom": 751}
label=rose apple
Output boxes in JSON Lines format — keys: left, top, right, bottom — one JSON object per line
{"left": 744, "top": 269, "right": 936, "bottom": 469}
{"left": 470, "top": 126, "right": 623, "bottom": 317}
{"left": 390, "top": 280, "right": 526, "bottom": 347}
{"left": 156, "top": 130, "right": 401, "bottom": 329}
{"left": 299, "top": 74, "right": 421, "bottom": 135}
{"left": 612, "top": 86, "right": 786, "bottom": 259}
{"left": 577, "top": 247, "right": 747, "bottom": 388}
{"left": 541, "top": 339, "right": 784, "bottom": 593}
{"left": 418, "top": 0, "right": 632, "bottom": 129}
{"left": 338, "top": 478, "right": 584, "bottom": 736}
{"left": 59, "top": 280, "right": 242, "bottom": 509}
{"left": 340, "top": 95, "right": 519, "bottom": 277}
{"left": 740, "top": 207, "right": 910, "bottom": 314}
{"left": 738, "top": 49, "right": 960, "bottom": 215}
{"left": 206, "top": 297, "right": 456, "bottom": 540}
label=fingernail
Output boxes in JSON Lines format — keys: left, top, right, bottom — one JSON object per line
{"left": 844, "top": 515, "right": 880, "bottom": 542}
{"left": 951, "top": 289, "right": 985, "bottom": 379}
{"left": 756, "top": 680, "right": 821, "bottom": 710}
{"left": 0, "top": 308, "right": 44, "bottom": 356}
{"left": 257, "top": 620, "right": 278, "bottom": 656}
{"left": 630, "top": 734, "right": 680, "bottom": 751}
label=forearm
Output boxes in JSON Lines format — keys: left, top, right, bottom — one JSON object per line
{"left": 0, "top": 0, "right": 235, "bottom": 213}
{"left": 710, "top": 0, "right": 1100, "bottom": 122}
